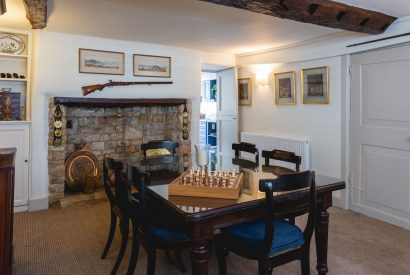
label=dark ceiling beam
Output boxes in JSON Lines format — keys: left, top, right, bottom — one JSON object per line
{"left": 0, "top": 0, "right": 6, "bottom": 15}
{"left": 199, "top": 0, "right": 397, "bottom": 34}
{"left": 22, "top": 0, "right": 47, "bottom": 29}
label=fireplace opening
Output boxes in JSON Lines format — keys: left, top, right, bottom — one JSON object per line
{"left": 47, "top": 98, "right": 191, "bottom": 208}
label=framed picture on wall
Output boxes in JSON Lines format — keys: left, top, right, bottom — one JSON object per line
{"left": 133, "top": 54, "right": 171, "bottom": 77}
{"left": 274, "top": 71, "right": 296, "bottom": 105}
{"left": 238, "top": 78, "right": 252, "bottom": 106}
{"left": 301, "top": 66, "right": 329, "bottom": 104}
{"left": 79, "top": 48, "right": 125, "bottom": 75}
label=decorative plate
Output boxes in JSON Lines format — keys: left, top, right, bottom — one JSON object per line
{"left": 65, "top": 149, "right": 101, "bottom": 191}
{"left": 0, "top": 34, "right": 25, "bottom": 54}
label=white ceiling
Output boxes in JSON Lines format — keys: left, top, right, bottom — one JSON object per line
{"left": 1, "top": 0, "right": 410, "bottom": 54}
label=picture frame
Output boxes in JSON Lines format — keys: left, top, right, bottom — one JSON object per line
{"left": 238, "top": 78, "right": 252, "bottom": 106}
{"left": 274, "top": 71, "right": 296, "bottom": 105}
{"left": 301, "top": 66, "right": 329, "bottom": 104}
{"left": 79, "top": 48, "right": 124, "bottom": 75}
{"left": 133, "top": 54, "right": 171, "bottom": 78}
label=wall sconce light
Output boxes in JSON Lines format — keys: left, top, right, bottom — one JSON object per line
{"left": 255, "top": 73, "right": 269, "bottom": 86}
{"left": 254, "top": 64, "right": 273, "bottom": 86}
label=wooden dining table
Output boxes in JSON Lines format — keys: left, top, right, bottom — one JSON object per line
{"left": 126, "top": 155, "right": 345, "bottom": 275}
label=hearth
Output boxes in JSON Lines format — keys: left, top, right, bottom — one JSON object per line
{"left": 47, "top": 97, "right": 191, "bottom": 208}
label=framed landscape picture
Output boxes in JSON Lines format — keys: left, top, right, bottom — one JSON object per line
{"left": 238, "top": 78, "right": 252, "bottom": 106}
{"left": 301, "top": 66, "right": 329, "bottom": 104}
{"left": 133, "top": 54, "right": 171, "bottom": 78}
{"left": 79, "top": 49, "right": 124, "bottom": 75}
{"left": 274, "top": 71, "right": 296, "bottom": 105}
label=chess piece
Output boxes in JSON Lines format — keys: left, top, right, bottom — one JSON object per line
{"left": 0, "top": 73, "right": 5, "bottom": 78}
{"left": 12, "top": 73, "right": 18, "bottom": 78}
{"left": 6, "top": 73, "right": 11, "bottom": 78}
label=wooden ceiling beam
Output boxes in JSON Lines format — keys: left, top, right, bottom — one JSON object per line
{"left": 0, "top": 0, "right": 6, "bottom": 15}
{"left": 199, "top": 0, "right": 397, "bottom": 34}
{"left": 22, "top": 0, "right": 47, "bottom": 29}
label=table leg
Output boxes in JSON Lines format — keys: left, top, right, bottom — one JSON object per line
{"left": 315, "top": 195, "right": 331, "bottom": 275}
{"left": 191, "top": 241, "right": 210, "bottom": 275}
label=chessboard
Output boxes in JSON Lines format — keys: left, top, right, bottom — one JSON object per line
{"left": 168, "top": 169, "right": 244, "bottom": 199}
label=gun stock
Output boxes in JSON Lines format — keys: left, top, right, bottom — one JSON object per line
{"left": 82, "top": 84, "right": 106, "bottom": 96}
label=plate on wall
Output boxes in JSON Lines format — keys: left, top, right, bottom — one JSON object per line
{"left": 0, "top": 34, "right": 25, "bottom": 54}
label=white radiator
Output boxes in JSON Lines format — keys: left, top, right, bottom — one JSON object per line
{"left": 240, "top": 132, "right": 310, "bottom": 171}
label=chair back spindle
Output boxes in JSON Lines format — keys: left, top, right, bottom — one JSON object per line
{"left": 232, "top": 142, "right": 259, "bottom": 170}
{"left": 141, "top": 140, "right": 179, "bottom": 165}
{"left": 261, "top": 149, "right": 301, "bottom": 175}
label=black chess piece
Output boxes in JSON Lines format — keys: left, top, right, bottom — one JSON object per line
{"left": 19, "top": 75, "right": 25, "bottom": 79}
{"left": 6, "top": 73, "right": 11, "bottom": 78}
{"left": 12, "top": 73, "right": 19, "bottom": 78}
{"left": 0, "top": 73, "right": 5, "bottom": 78}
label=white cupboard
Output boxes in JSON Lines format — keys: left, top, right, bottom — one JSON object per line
{"left": 0, "top": 122, "right": 30, "bottom": 208}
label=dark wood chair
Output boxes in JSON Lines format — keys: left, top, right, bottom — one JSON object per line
{"left": 126, "top": 165, "right": 191, "bottom": 275}
{"left": 141, "top": 140, "right": 179, "bottom": 165}
{"left": 215, "top": 171, "right": 316, "bottom": 275}
{"left": 232, "top": 142, "right": 259, "bottom": 171}
{"left": 261, "top": 149, "right": 301, "bottom": 176}
{"left": 141, "top": 140, "right": 181, "bottom": 185}
{"left": 101, "top": 158, "right": 130, "bottom": 275}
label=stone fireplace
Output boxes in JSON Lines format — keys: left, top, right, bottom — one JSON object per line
{"left": 47, "top": 97, "right": 191, "bottom": 208}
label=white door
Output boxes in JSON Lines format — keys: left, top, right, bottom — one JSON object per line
{"left": 350, "top": 44, "right": 410, "bottom": 229}
{"left": 216, "top": 68, "right": 238, "bottom": 169}
{"left": 0, "top": 123, "right": 30, "bottom": 208}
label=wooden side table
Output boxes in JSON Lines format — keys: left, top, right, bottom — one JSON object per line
{"left": 0, "top": 148, "right": 16, "bottom": 275}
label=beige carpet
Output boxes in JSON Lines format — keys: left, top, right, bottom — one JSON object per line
{"left": 13, "top": 201, "right": 410, "bottom": 275}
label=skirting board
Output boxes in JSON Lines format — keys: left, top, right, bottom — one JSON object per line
{"left": 332, "top": 196, "right": 347, "bottom": 210}
{"left": 28, "top": 195, "right": 49, "bottom": 211}
{"left": 350, "top": 204, "right": 410, "bottom": 230}
{"left": 14, "top": 205, "right": 28, "bottom": 213}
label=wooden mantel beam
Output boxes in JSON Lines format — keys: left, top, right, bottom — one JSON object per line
{"left": 199, "top": 0, "right": 397, "bottom": 34}
{"left": 22, "top": 0, "right": 47, "bottom": 29}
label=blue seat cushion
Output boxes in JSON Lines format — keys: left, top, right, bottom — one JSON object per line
{"left": 148, "top": 224, "right": 188, "bottom": 241}
{"left": 221, "top": 219, "right": 304, "bottom": 256}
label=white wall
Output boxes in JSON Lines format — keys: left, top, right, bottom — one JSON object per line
{"left": 238, "top": 16, "right": 410, "bottom": 65}
{"left": 238, "top": 57, "right": 342, "bottom": 179}
{"left": 29, "top": 30, "right": 235, "bottom": 204}
{"left": 236, "top": 17, "right": 410, "bottom": 209}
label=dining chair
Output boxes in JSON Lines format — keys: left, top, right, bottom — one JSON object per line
{"left": 215, "top": 170, "right": 316, "bottom": 275}
{"left": 101, "top": 158, "right": 130, "bottom": 275}
{"left": 141, "top": 140, "right": 179, "bottom": 164}
{"left": 126, "top": 164, "right": 191, "bottom": 275}
{"left": 261, "top": 149, "right": 301, "bottom": 176}
{"left": 232, "top": 142, "right": 259, "bottom": 171}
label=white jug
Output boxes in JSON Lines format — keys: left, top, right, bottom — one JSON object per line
{"left": 194, "top": 144, "right": 210, "bottom": 169}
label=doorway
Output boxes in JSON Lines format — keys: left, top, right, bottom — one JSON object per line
{"left": 198, "top": 66, "right": 238, "bottom": 170}
{"left": 350, "top": 44, "right": 410, "bottom": 229}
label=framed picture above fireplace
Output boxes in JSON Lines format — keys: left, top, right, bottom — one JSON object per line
{"left": 79, "top": 48, "right": 125, "bottom": 75}
{"left": 133, "top": 54, "right": 171, "bottom": 78}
